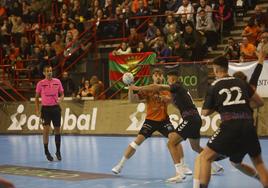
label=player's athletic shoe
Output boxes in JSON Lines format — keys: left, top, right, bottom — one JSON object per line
{"left": 45, "top": 152, "right": 53, "bottom": 162}
{"left": 211, "top": 163, "right": 224, "bottom": 175}
{"left": 166, "top": 172, "right": 186, "bottom": 183}
{"left": 112, "top": 164, "right": 123, "bottom": 174}
{"left": 56, "top": 152, "right": 62, "bottom": 161}
{"left": 181, "top": 164, "right": 193, "bottom": 175}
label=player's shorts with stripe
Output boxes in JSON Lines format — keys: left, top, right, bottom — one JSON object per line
{"left": 176, "top": 114, "right": 202, "bottom": 140}
{"left": 207, "top": 119, "right": 261, "bottom": 163}
{"left": 41, "top": 105, "right": 61, "bottom": 127}
{"left": 139, "top": 119, "right": 175, "bottom": 138}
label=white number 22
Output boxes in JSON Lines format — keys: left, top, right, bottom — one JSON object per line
{"left": 219, "top": 87, "right": 246, "bottom": 106}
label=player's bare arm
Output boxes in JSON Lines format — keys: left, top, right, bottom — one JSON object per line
{"left": 249, "top": 92, "right": 264, "bottom": 109}
{"left": 128, "top": 86, "right": 141, "bottom": 103}
{"left": 129, "top": 84, "right": 170, "bottom": 92}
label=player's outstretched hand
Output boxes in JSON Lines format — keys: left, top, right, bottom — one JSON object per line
{"left": 129, "top": 85, "right": 140, "bottom": 91}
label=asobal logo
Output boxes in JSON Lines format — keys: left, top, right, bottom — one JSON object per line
{"left": 126, "top": 103, "right": 221, "bottom": 132}
{"left": 8, "top": 104, "right": 97, "bottom": 131}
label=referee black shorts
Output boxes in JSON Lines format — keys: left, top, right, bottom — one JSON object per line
{"left": 139, "top": 119, "right": 175, "bottom": 138}
{"left": 207, "top": 120, "right": 261, "bottom": 163}
{"left": 176, "top": 114, "right": 202, "bottom": 140}
{"left": 41, "top": 105, "right": 61, "bottom": 127}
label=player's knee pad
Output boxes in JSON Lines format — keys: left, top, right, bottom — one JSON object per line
{"left": 130, "top": 141, "right": 139, "bottom": 150}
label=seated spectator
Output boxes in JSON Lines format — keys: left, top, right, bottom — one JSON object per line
{"left": 113, "top": 41, "right": 132, "bottom": 55}
{"left": 67, "top": 22, "right": 79, "bottom": 39}
{"left": 89, "top": 75, "right": 105, "bottom": 99}
{"left": 152, "top": 37, "right": 172, "bottom": 63}
{"left": 213, "top": 0, "right": 234, "bottom": 36}
{"left": 51, "top": 33, "right": 65, "bottom": 56}
{"left": 183, "top": 23, "right": 207, "bottom": 61}
{"left": 86, "top": 0, "right": 101, "bottom": 20}
{"left": 240, "top": 37, "right": 257, "bottom": 61}
{"left": 69, "top": 0, "right": 80, "bottom": 19}
{"left": 128, "top": 27, "right": 144, "bottom": 51}
{"left": 134, "top": 0, "right": 150, "bottom": 27}
{"left": 165, "top": 0, "right": 181, "bottom": 14}
{"left": 172, "top": 39, "right": 188, "bottom": 61}
{"left": 242, "top": 18, "right": 261, "bottom": 45}
{"left": 223, "top": 37, "right": 240, "bottom": 60}
{"left": 45, "top": 25, "right": 56, "bottom": 44}
{"left": 19, "top": 36, "right": 31, "bottom": 59}
{"left": 196, "top": 9, "right": 218, "bottom": 50}
{"left": 145, "top": 19, "right": 158, "bottom": 43}
{"left": 77, "top": 80, "right": 92, "bottom": 97}
{"left": 60, "top": 71, "right": 76, "bottom": 97}
{"left": 163, "top": 14, "right": 179, "bottom": 35}
{"left": 10, "top": 16, "right": 25, "bottom": 43}
{"left": 257, "top": 32, "right": 268, "bottom": 55}
{"left": 177, "top": 14, "right": 194, "bottom": 34}
{"left": 250, "top": 5, "right": 266, "bottom": 29}
{"left": 176, "top": 0, "right": 194, "bottom": 22}
{"left": 59, "top": 3, "right": 69, "bottom": 18}
{"left": 148, "top": 28, "right": 164, "bottom": 49}
{"left": 196, "top": 0, "right": 213, "bottom": 19}
{"left": 136, "top": 41, "right": 149, "bottom": 52}
{"left": 132, "top": 0, "right": 148, "bottom": 13}
{"left": 43, "top": 43, "right": 57, "bottom": 67}
{"left": 0, "top": 19, "right": 12, "bottom": 45}
{"left": 166, "top": 24, "right": 182, "bottom": 50}
{"left": 103, "top": 0, "right": 115, "bottom": 19}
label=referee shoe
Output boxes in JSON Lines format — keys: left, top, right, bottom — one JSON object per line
{"left": 45, "top": 152, "right": 54, "bottom": 162}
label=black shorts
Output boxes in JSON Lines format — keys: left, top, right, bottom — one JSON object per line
{"left": 41, "top": 105, "right": 61, "bottom": 127}
{"left": 139, "top": 119, "right": 175, "bottom": 138}
{"left": 207, "top": 120, "right": 261, "bottom": 163}
{"left": 176, "top": 115, "right": 202, "bottom": 140}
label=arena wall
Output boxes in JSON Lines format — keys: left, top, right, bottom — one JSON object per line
{"left": 0, "top": 99, "right": 267, "bottom": 136}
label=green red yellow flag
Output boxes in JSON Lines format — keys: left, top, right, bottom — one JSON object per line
{"left": 109, "top": 52, "right": 156, "bottom": 89}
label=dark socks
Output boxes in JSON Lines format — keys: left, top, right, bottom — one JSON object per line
{"left": 44, "top": 143, "right": 49, "bottom": 154}
{"left": 200, "top": 184, "right": 208, "bottom": 188}
{"left": 55, "top": 134, "right": 61, "bottom": 153}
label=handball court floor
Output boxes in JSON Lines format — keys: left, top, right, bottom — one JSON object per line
{"left": 0, "top": 135, "right": 267, "bottom": 188}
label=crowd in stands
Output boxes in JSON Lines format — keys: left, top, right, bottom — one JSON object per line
{"left": 223, "top": 4, "right": 268, "bottom": 61}
{"left": 1, "top": 0, "right": 268, "bottom": 100}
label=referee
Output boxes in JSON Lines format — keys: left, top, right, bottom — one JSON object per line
{"left": 35, "top": 65, "right": 64, "bottom": 161}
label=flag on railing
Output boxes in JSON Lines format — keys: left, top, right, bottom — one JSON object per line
{"left": 109, "top": 52, "right": 156, "bottom": 89}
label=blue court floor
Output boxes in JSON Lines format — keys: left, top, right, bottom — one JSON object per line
{"left": 0, "top": 135, "right": 267, "bottom": 188}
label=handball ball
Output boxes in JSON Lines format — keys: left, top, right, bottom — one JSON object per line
{"left": 122, "top": 72, "right": 134, "bottom": 85}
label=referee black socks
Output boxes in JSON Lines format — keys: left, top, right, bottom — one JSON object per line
{"left": 55, "top": 134, "right": 61, "bottom": 153}
{"left": 55, "top": 134, "right": 62, "bottom": 161}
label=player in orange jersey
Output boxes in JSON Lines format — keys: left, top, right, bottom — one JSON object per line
{"left": 112, "top": 68, "right": 191, "bottom": 180}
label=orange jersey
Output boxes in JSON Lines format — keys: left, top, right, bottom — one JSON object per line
{"left": 138, "top": 90, "right": 170, "bottom": 121}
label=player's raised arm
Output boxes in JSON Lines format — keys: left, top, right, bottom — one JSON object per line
{"left": 129, "top": 84, "right": 170, "bottom": 92}
{"left": 249, "top": 92, "right": 264, "bottom": 109}
{"left": 128, "top": 85, "right": 142, "bottom": 103}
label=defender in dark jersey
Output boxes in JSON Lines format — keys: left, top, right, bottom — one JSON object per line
{"left": 195, "top": 56, "right": 268, "bottom": 188}
{"left": 131, "top": 70, "right": 223, "bottom": 183}
{"left": 229, "top": 49, "right": 265, "bottom": 181}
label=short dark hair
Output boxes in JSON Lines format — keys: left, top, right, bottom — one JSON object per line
{"left": 151, "top": 68, "right": 163, "bottom": 75}
{"left": 212, "top": 56, "right": 229, "bottom": 69}
{"left": 43, "top": 65, "right": 52, "bottom": 72}
{"left": 166, "top": 70, "right": 178, "bottom": 77}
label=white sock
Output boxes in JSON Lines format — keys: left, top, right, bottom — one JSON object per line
{"left": 193, "top": 179, "right": 200, "bottom": 188}
{"left": 175, "top": 163, "right": 182, "bottom": 174}
{"left": 180, "top": 157, "right": 185, "bottom": 165}
{"left": 118, "top": 156, "right": 127, "bottom": 166}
